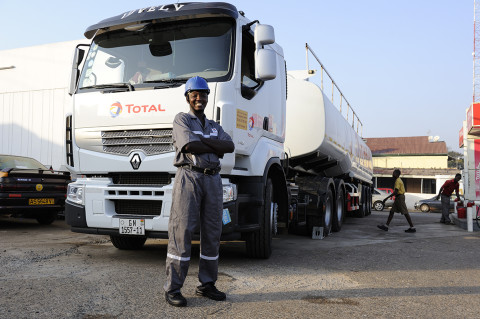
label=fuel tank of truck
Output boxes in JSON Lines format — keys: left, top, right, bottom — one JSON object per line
{"left": 284, "top": 70, "right": 373, "bottom": 183}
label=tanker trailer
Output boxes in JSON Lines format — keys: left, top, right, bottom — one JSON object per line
{"left": 283, "top": 68, "right": 373, "bottom": 238}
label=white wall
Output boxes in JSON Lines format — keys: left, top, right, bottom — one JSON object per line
{"left": 0, "top": 40, "right": 86, "bottom": 170}
{"left": 435, "top": 175, "right": 464, "bottom": 195}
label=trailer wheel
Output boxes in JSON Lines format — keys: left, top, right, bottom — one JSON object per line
{"left": 365, "top": 187, "right": 372, "bottom": 216}
{"left": 332, "top": 180, "right": 345, "bottom": 232}
{"left": 310, "top": 188, "right": 334, "bottom": 236}
{"left": 110, "top": 235, "right": 146, "bottom": 250}
{"left": 306, "top": 179, "right": 334, "bottom": 237}
{"left": 246, "top": 178, "right": 274, "bottom": 259}
{"left": 357, "top": 187, "right": 367, "bottom": 218}
{"left": 322, "top": 188, "right": 334, "bottom": 235}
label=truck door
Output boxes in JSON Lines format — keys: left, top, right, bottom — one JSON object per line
{"left": 234, "top": 28, "right": 284, "bottom": 156}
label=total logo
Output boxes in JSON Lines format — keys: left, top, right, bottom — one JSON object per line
{"left": 110, "top": 102, "right": 123, "bottom": 118}
{"left": 248, "top": 116, "right": 255, "bottom": 130}
{"left": 109, "top": 102, "right": 166, "bottom": 118}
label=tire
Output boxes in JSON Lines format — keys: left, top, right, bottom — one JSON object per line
{"left": 110, "top": 235, "right": 147, "bottom": 250}
{"left": 373, "top": 201, "right": 385, "bottom": 211}
{"left": 246, "top": 178, "right": 274, "bottom": 259}
{"left": 368, "top": 188, "right": 373, "bottom": 215}
{"left": 306, "top": 184, "right": 334, "bottom": 237}
{"left": 36, "top": 212, "right": 58, "bottom": 225}
{"left": 357, "top": 187, "right": 366, "bottom": 218}
{"left": 332, "top": 180, "right": 345, "bottom": 232}
{"left": 420, "top": 204, "right": 430, "bottom": 213}
{"left": 320, "top": 188, "right": 334, "bottom": 236}
{"left": 365, "top": 187, "right": 371, "bottom": 216}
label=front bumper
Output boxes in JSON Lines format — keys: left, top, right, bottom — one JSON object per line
{"left": 64, "top": 177, "right": 262, "bottom": 240}
{"left": 65, "top": 200, "right": 242, "bottom": 240}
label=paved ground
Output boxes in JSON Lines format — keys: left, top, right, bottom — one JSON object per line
{"left": 1, "top": 211, "right": 479, "bottom": 318}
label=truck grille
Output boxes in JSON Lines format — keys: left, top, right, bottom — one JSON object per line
{"left": 109, "top": 173, "right": 171, "bottom": 186}
{"left": 114, "top": 200, "right": 162, "bottom": 216}
{"left": 101, "top": 129, "right": 174, "bottom": 155}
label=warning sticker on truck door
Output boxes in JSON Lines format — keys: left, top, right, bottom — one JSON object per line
{"left": 236, "top": 109, "right": 248, "bottom": 130}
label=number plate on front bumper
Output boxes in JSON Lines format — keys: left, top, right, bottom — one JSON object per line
{"left": 119, "top": 218, "right": 145, "bottom": 235}
{"left": 29, "top": 198, "right": 54, "bottom": 205}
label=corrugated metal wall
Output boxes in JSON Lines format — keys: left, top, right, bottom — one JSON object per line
{"left": 0, "top": 88, "right": 70, "bottom": 170}
{"left": 0, "top": 40, "right": 84, "bottom": 170}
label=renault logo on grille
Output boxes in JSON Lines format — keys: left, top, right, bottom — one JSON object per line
{"left": 130, "top": 153, "right": 142, "bottom": 170}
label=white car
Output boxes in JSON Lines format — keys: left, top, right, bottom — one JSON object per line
{"left": 372, "top": 188, "right": 394, "bottom": 211}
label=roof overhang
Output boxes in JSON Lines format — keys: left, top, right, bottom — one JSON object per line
{"left": 84, "top": 2, "right": 239, "bottom": 39}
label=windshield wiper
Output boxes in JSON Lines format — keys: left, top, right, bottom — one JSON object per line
{"left": 143, "top": 78, "right": 188, "bottom": 83}
{"left": 143, "top": 78, "right": 188, "bottom": 84}
{"left": 80, "top": 83, "right": 134, "bottom": 92}
{"left": 143, "top": 78, "right": 189, "bottom": 89}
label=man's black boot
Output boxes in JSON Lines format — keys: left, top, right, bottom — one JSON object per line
{"left": 196, "top": 283, "right": 226, "bottom": 301}
{"left": 165, "top": 291, "right": 187, "bottom": 307}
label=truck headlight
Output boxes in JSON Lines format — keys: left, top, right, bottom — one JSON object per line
{"left": 67, "top": 183, "right": 85, "bottom": 205}
{"left": 223, "top": 184, "right": 237, "bottom": 203}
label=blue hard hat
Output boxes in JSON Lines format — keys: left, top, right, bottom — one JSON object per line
{"left": 184, "top": 76, "right": 210, "bottom": 96}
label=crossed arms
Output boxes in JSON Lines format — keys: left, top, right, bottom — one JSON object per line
{"left": 184, "top": 136, "right": 234, "bottom": 157}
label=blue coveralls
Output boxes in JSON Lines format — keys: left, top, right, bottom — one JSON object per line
{"left": 164, "top": 111, "right": 232, "bottom": 294}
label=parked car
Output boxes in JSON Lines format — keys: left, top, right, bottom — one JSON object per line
{"left": 372, "top": 188, "right": 394, "bottom": 211}
{"left": 414, "top": 195, "right": 464, "bottom": 213}
{"left": 378, "top": 188, "right": 394, "bottom": 194}
{"left": 378, "top": 187, "right": 395, "bottom": 200}
{"left": 0, "top": 155, "right": 70, "bottom": 224}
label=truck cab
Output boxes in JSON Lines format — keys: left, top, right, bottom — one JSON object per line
{"left": 65, "top": 2, "right": 287, "bottom": 256}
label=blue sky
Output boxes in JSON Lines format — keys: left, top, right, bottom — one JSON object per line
{"left": 0, "top": 0, "right": 472, "bottom": 150}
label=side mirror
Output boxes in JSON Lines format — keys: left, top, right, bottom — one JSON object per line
{"left": 69, "top": 45, "right": 88, "bottom": 96}
{"left": 255, "top": 49, "right": 276, "bottom": 80}
{"left": 254, "top": 24, "right": 276, "bottom": 81}
{"left": 254, "top": 24, "right": 275, "bottom": 46}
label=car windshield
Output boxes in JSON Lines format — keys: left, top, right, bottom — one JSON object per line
{"left": 0, "top": 155, "right": 47, "bottom": 170}
{"left": 78, "top": 18, "right": 234, "bottom": 90}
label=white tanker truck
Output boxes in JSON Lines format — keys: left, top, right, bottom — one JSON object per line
{"left": 65, "top": 2, "right": 373, "bottom": 258}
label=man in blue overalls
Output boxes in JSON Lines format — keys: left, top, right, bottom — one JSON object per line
{"left": 164, "top": 76, "right": 235, "bottom": 307}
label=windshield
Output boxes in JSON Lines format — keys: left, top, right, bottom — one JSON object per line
{"left": 78, "top": 18, "right": 234, "bottom": 90}
{"left": 0, "top": 155, "right": 47, "bottom": 170}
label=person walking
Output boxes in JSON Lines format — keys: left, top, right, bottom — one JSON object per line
{"left": 164, "top": 76, "right": 235, "bottom": 307}
{"left": 436, "top": 173, "right": 461, "bottom": 225}
{"left": 377, "top": 169, "right": 416, "bottom": 233}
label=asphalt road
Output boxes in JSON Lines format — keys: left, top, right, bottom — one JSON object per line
{"left": 1, "top": 211, "right": 479, "bottom": 318}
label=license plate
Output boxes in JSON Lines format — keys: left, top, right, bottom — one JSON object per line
{"left": 119, "top": 218, "right": 145, "bottom": 235}
{"left": 29, "top": 198, "right": 54, "bottom": 205}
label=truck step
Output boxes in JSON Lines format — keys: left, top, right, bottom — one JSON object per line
{"left": 236, "top": 224, "right": 260, "bottom": 232}
{"left": 237, "top": 194, "right": 263, "bottom": 206}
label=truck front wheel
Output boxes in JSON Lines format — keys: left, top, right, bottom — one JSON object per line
{"left": 110, "top": 235, "right": 146, "bottom": 250}
{"left": 246, "top": 178, "right": 274, "bottom": 259}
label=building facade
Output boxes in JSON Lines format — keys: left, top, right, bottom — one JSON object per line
{"left": 365, "top": 136, "right": 461, "bottom": 194}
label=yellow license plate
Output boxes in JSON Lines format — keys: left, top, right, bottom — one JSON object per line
{"left": 29, "top": 198, "right": 55, "bottom": 205}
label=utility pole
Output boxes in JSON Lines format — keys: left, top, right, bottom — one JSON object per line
{"left": 474, "top": 0, "right": 480, "bottom": 102}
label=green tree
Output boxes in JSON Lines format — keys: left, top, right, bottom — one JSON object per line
{"left": 448, "top": 150, "right": 463, "bottom": 169}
